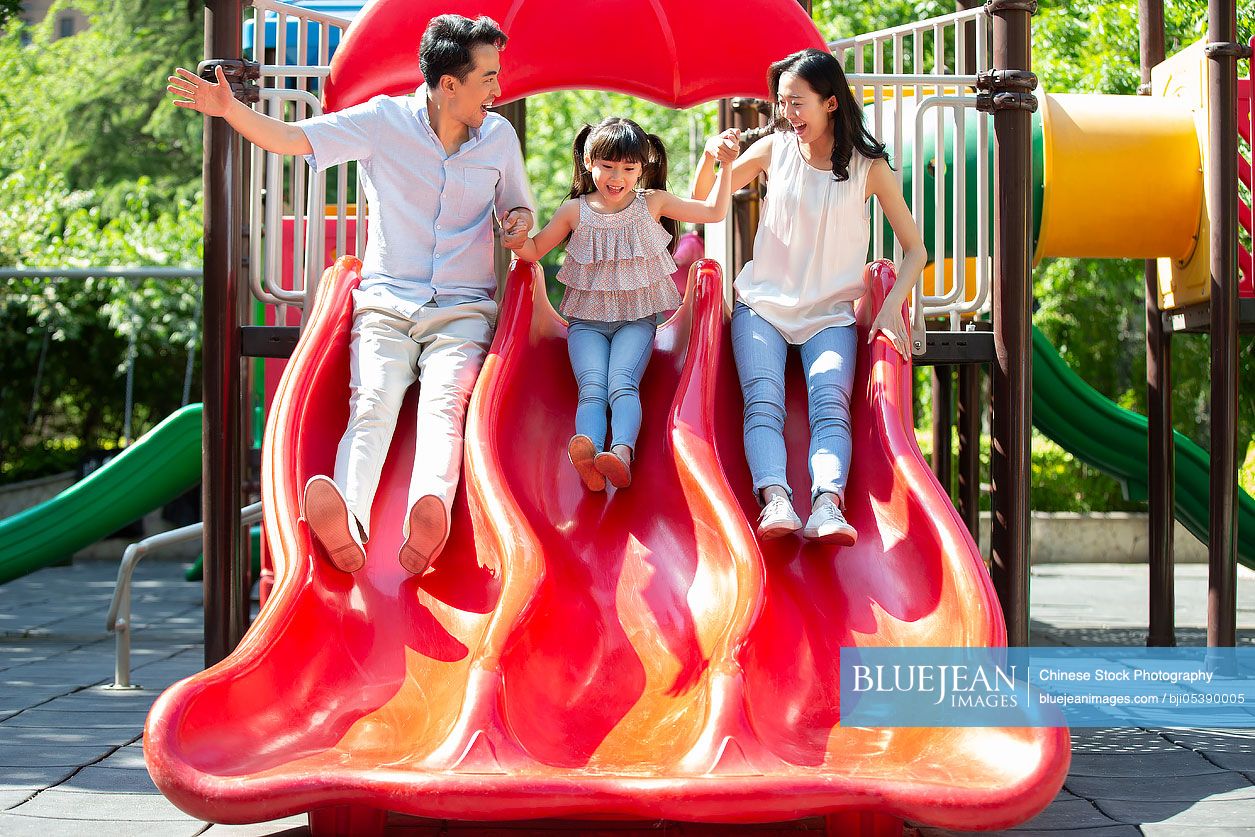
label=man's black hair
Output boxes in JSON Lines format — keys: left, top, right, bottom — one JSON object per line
{"left": 419, "top": 15, "right": 507, "bottom": 87}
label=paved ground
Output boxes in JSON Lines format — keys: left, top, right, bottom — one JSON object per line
{"left": 0, "top": 559, "right": 1252, "bottom": 836}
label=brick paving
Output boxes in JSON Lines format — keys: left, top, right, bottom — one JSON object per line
{"left": 0, "top": 559, "right": 1252, "bottom": 836}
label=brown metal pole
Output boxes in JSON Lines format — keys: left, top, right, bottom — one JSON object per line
{"left": 728, "top": 98, "right": 767, "bottom": 275}
{"left": 203, "top": 0, "right": 247, "bottom": 666}
{"left": 955, "top": 0, "right": 986, "bottom": 544}
{"left": 987, "top": 0, "right": 1036, "bottom": 647}
{"left": 958, "top": 363, "right": 982, "bottom": 541}
{"left": 497, "top": 99, "right": 526, "bottom": 157}
{"left": 1206, "top": 0, "right": 1240, "bottom": 647}
{"left": 932, "top": 366, "right": 954, "bottom": 497}
{"left": 494, "top": 99, "right": 527, "bottom": 285}
{"left": 1139, "top": 0, "right": 1175, "bottom": 647}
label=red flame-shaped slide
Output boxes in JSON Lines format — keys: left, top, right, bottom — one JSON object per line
{"left": 145, "top": 256, "right": 1068, "bottom": 834}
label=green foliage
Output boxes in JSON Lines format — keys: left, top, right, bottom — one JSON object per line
{"left": 1035, "top": 256, "right": 1255, "bottom": 460}
{"left": 0, "top": 1, "right": 21, "bottom": 28}
{"left": 917, "top": 428, "right": 1142, "bottom": 513}
{"left": 0, "top": 0, "right": 202, "bottom": 192}
{"left": 0, "top": 438, "right": 83, "bottom": 485}
{"left": 811, "top": 2, "right": 952, "bottom": 43}
{"left": 0, "top": 172, "right": 202, "bottom": 481}
{"left": 1034, "top": 0, "right": 1255, "bottom": 95}
{"left": 0, "top": 1, "right": 203, "bottom": 483}
{"left": 1, "top": 0, "right": 1251, "bottom": 515}
{"left": 1028, "top": 0, "right": 1255, "bottom": 466}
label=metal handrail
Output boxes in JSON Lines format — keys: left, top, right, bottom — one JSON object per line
{"left": 106, "top": 502, "right": 263, "bottom": 689}
{"left": 829, "top": 5, "right": 986, "bottom": 51}
{"left": 0, "top": 267, "right": 201, "bottom": 279}
{"left": 244, "top": 0, "right": 356, "bottom": 316}
{"left": 259, "top": 64, "right": 330, "bottom": 79}
{"left": 253, "top": 89, "right": 323, "bottom": 311}
{"left": 829, "top": 7, "right": 993, "bottom": 327}
{"left": 845, "top": 73, "right": 982, "bottom": 86}
{"left": 908, "top": 97, "right": 993, "bottom": 323}
{"left": 251, "top": 0, "right": 351, "bottom": 29}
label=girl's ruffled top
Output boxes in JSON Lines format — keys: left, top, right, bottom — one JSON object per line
{"left": 556, "top": 191, "right": 682, "bottom": 322}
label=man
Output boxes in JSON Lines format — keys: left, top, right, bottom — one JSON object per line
{"left": 168, "top": 15, "right": 534, "bottom": 576}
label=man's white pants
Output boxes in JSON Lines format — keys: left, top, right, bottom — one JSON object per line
{"left": 334, "top": 299, "right": 495, "bottom": 537}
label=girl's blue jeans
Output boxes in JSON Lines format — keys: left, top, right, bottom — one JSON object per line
{"left": 731, "top": 301, "right": 857, "bottom": 503}
{"left": 567, "top": 317, "right": 657, "bottom": 452}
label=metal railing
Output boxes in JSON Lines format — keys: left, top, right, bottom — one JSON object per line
{"left": 245, "top": 0, "right": 358, "bottom": 318}
{"left": 831, "top": 5, "right": 992, "bottom": 329}
{"left": 242, "top": 3, "right": 993, "bottom": 331}
{"left": 0, "top": 267, "right": 201, "bottom": 280}
{"left": 106, "top": 502, "right": 263, "bottom": 688}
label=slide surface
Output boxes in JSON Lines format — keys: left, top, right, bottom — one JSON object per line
{"left": 144, "top": 257, "right": 1067, "bottom": 830}
{"left": 1032, "top": 327, "right": 1255, "bottom": 569}
{"left": 0, "top": 404, "right": 202, "bottom": 584}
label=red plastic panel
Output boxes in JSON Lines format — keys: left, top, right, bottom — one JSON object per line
{"left": 322, "top": 0, "right": 827, "bottom": 112}
{"left": 145, "top": 256, "right": 1068, "bottom": 830}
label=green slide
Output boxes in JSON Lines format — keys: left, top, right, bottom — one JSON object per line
{"left": 1032, "top": 326, "right": 1255, "bottom": 569}
{"left": 0, "top": 404, "right": 202, "bottom": 584}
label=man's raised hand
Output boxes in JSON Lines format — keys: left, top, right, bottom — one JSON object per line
{"left": 168, "top": 66, "right": 234, "bottom": 118}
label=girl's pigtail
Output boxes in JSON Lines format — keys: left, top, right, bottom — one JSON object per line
{"left": 642, "top": 133, "right": 669, "bottom": 192}
{"left": 567, "top": 124, "right": 595, "bottom": 200}
{"left": 643, "top": 133, "right": 679, "bottom": 249}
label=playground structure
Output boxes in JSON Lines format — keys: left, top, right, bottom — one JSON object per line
{"left": 0, "top": 0, "right": 1243, "bottom": 832}
{"left": 183, "top": 0, "right": 1251, "bottom": 648}
{"left": 147, "top": 0, "right": 1072, "bottom": 831}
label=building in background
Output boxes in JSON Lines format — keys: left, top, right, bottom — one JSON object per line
{"left": 18, "top": 2, "right": 88, "bottom": 39}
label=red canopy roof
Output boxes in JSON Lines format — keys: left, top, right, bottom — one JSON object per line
{"left": 323, "top": 0, "right": 827, "bottom": 111}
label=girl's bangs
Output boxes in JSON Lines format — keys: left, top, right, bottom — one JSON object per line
{"left": 586, "top": 126, "right": 648, "bottom": 164}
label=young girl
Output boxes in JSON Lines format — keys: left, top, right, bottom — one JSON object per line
{"left": 692, "top": 48, "right": 926, "bottom": 545}
{"left": 506, "top": 117, "right": 735, "bottom": 491}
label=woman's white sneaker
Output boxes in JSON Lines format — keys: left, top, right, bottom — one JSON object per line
{"left": 803, "top": 496, "right": 858, "bottom": 546}
{"left": 757, "top": 495, "right": 802, "bottom": 539}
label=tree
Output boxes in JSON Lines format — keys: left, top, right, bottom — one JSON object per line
{"left": 1032, "top": 0, "right": 1255, "bottom": 458}
{"left": 0, "top": 0, "right": 202, "bottom": 194}
{"left": 0, "top": 0, "right": 203, "bottom": 481}
{"left": 0, "top": 1, "right": 21, "bottom": 29}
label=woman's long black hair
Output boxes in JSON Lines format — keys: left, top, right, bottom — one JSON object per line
{"left": 767, "top": 48, "right": 891, "bottom": 181}
{"left": 569, "top": 116, "right": 677, "bottom": 246}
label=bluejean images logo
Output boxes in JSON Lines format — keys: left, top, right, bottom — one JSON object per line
{"left": 850, "top": 656, "right": 1021, "bottom": 708}
{"left": 839, "top": 647, "right": 1054, "bottom": 728}
{"left": 839, "top": 648, "right": 1255, "bottom": 728}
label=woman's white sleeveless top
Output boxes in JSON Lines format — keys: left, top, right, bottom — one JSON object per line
{"left": 734, "top": 131, "right": 874, "bottom": 344}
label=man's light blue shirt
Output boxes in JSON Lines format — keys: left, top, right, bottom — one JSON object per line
{"left": 300, "top": 92, "right": 534, "bottom": 318}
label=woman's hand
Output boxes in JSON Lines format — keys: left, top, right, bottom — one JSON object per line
{"left": 704, "top": 128, "right": 740, "bottom": 165}
{"left": 869, "top": 302, "right": 910, "bottom": 360}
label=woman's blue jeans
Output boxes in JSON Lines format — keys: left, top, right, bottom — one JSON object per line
{"left": 731, "top": 301, "right": 857, "bottom": 502}
{"left": 567, "top": 317, "right": 657, "bottom": 452}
